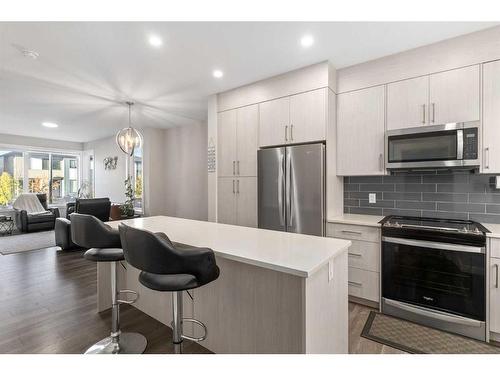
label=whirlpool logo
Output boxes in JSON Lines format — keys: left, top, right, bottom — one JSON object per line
{"left": 423, "top": 296, "right": 434, "bottom": 302}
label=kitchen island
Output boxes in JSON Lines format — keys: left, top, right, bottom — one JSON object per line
{"left": 99, "top": 216, "right": 351, "bottom": 354}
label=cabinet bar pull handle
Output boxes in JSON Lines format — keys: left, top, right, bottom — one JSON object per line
{"left": 485, "top": 147, "right": 490, "bottom": 169}
{"left": 348, "top": 281, "right": 363, "bottom": 287}
{"left": 495, "top": 264, "right": 499, "bottom": 289}
{"left": 237, "top": 160, "right": 240, "bottom": 175}
{"left": 379, "top": 153, "right": 384, "bottom": 171}
{"left": 290, "top": 124, "right": 294, "bottom": 141}
{"left": 431, "top": 103, "right": 435, "bottom": 123}
{"left": 422, "top": 104, "right": 426, "bottom": 124}
{"left": 232, "top": 180, "right": 235, "bottom": 194}
{"left": 348, "top": 253, "right": 363, "bottom": 258}
{"left": 233, "top": 161, "right": 235, "bottom": 175}
{"left": 341, "top": 230, "right": 362, "bottom": 235}
{"left": 237, "top": 179, "right": 240, "bottom": 194}
{"left": 285, "top": 125, "right": 288, "bottom": 142}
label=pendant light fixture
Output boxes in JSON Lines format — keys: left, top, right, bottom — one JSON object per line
{"left": 116, "top": 101, "right": 143, "bottom": 156}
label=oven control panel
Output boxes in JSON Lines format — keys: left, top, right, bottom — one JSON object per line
{"left": 463, "top": 128, "right": 478, "bottom": 160}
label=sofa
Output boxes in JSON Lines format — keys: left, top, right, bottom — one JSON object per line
{"left": 14, "top": 193, "right": 60, "bottom": 233}
{"left": 55, "top": 198, "right": 111, "bottom": 250}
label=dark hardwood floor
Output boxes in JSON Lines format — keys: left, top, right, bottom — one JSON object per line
{"left": 0, "top": 246, "right": 399, "bottom": 354}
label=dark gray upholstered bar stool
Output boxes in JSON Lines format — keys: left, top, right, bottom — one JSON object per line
{"left": 71, "top": 213, "right": 147, "bottom": 354}
{"left": 118, "top": 224, "right": 220, "bottom": 354}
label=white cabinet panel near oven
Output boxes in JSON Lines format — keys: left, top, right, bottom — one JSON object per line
{"left": 482, "top": 60, "right": 500, "bottom": 174}
{"left": 429, "top": 65, "right": 480, "bottom": 125}
{"left": 337, "top": 85, "right": 386, "bottom": 176}
{"left": 387, "top": 76, "right": 430, "bottom": 130}
{"left": 490, "top": 256, "right": 500, "bottom": 335}
{"left": 348, "top": 267, "right": 380, "bottom": 303}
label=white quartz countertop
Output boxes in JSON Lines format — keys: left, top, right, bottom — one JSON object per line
{"left": 328, "top": 214, "right": 384, "bottom": 228}
{"left": 109, "top": 216, "right": 351, "bottom": 278}
{"left": 483, "top": 223, "right": 500, "bottom": 238}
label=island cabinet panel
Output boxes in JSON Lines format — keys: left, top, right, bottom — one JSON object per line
{"left": 428, "top": 65, "right": 480, "bottom": 125}
{"left": 387, "top": 75, "right": 429, "bottom": 130}
{"left": 289, "top": 88, "right": 327, "bottom": 144}
{"left": 482, "top": 60, "right": 500, "bottom": 174}
{"left": 259, "top": 96, "right": 290, "bottom": 147}
{"left": 336, "top": 85, "right": 386, "bottom": 176}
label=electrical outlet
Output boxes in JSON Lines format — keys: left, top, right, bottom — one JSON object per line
{"left": 369, "top": 193, "right": 376, "bottom": 204}
{"left": 328, "top": 260, "right": 334, "bottom": 282}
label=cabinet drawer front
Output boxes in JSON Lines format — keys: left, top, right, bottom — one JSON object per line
{"left": 348, "top": 240, "right": 380, "bottom": 272}
{"left": 348, "top": 267, "right": 380, "bottom": 302}
{"left": 491, "top": 238, "right": 500, "bottom": 259}
{"left": 327, "top": 223, "right": 380, "bottom": 243}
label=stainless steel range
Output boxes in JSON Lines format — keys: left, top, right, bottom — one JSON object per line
{"left": 380, "top": 215, "right": 488, "bottom": 341}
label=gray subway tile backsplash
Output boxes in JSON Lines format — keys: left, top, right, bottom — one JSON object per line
{"left": 343, "top": 170, "right": 500, "bottom": 224}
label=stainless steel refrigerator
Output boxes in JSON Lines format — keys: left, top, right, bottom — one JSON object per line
{"left": 258, "top": 143, "right": 325, "bottom": 236}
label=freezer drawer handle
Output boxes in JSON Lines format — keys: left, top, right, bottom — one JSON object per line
{"left": 348, "top": 252, "right": 363, "bottom": 258}
{"left": 348, "top": 281, "right": 363, "bottom": 287}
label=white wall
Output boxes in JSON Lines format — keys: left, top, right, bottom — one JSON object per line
{"left": 164, "top": 121, "right": 208, "bottom": 221}
{"left": 83, "top": 136, "right": 127, "bottom": 203}
{"left": 142, "top": 127, "right": 167, "bottom": 216}
{"left": 207, "top": 95, "right": 217, "bottom": 222}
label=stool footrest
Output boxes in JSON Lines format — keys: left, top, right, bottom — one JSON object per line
{"left": 181, "top": 318, "right": 207, "bottom": 342}
{"left": 117, "top": 289, "right": 139, "bottom": 305}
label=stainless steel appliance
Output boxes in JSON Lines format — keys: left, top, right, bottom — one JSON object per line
{"left": 380, "top": 215, "right": 488, "bottom": 341}
{"left": 386, "top": 121, "right": 480, "bottom": 170}
{"left": 258, "top": 143, "right": 325, "bottom": 236}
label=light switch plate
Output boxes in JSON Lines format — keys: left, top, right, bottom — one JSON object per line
{"left": 369, "top": 193, "right": 376, "bottom": 204}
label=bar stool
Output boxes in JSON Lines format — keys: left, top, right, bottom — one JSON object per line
{"left": 71, "top": 213, "right": 147, "bottom": 354}
{"left": 118, "top": 224, "right": 220, "bottom": 354}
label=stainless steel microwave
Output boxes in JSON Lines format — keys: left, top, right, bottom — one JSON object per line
{"left": 386, "top": 122, "right": 480, "bottom": 169}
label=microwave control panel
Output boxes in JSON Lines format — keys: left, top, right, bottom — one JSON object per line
{"left": 463, "top": 128, "right": 478, "bottom": 160}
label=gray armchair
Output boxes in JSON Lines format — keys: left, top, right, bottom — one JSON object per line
{"left": 14, "top": 193, "right": 60, "bottom": 233}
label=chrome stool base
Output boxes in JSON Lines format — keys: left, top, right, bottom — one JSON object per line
{"left": 84, "top": 332, "right": 147, "bottom": 354}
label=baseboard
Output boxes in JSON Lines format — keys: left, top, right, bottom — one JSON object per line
{"left": 349, "top": 295, "right": 379, "bottom": 309}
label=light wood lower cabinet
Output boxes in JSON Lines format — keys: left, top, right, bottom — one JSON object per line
{"left": 490, "top": 254, "right": 500, "bottom": 335}
{"left": 217, "top": 177, "right": 257, "bottom": 228}
{"left": 327, "top": 222, "right": 381, "bottom": 304}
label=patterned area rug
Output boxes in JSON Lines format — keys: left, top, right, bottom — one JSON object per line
{"left": 0, "top": 230, "right": 57, "bottom": 255}
{"left": 362, "top": 311, "right": 500, "bottom": 354}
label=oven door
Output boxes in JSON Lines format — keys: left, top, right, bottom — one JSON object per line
{"left": 382, "top": 236, "right": 486, "bottom": 321}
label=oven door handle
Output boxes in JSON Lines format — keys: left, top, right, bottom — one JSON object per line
{"left": 384, "top": 298, "right": 482, "bottom": 327}
{"left": 382, "top": 236, "right": 485, "bottom": 254}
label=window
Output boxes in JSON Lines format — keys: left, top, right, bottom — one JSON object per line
{"left": 0, "top": 151, "right": 24, "bottom": 206}
{"left": 132, "top": 147, "right": 143, "bottom": 211}
{"left": 0, "top": 149, "right": 80, "bottom": 207}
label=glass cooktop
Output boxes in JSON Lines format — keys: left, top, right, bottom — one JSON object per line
{"left": 380, "top": 215, "right": 489, "bottom": 234}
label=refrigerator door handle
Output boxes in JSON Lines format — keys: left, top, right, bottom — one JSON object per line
{"left": 286, "top": 149, "right": 293, "bottom": 228}
{"left": 277, "top": 153, "right": 285, "bottom": 226}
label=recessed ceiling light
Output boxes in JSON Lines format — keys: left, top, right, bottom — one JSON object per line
{"left": 213, "top": 70, "right": 224, "bottom": 78}
{"left": 42, "top": 122, "right": 58, "bottom": 128}
{"left": 300, "top": 35, "right": 314, "bottom": 48}
{"left": 148, "top": 35, "right": 163, "bottom": 47}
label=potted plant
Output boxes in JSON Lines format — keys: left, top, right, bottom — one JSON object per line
{"left": 120, "top": 176, "right": 135, "bottom": 217}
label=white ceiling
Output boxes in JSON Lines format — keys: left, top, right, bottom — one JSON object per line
{"left": 0, "top": 22, "right": 498, "bottom": 143}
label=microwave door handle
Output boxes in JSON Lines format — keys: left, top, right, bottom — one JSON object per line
{"left": 457, "top": 129, "right": 464, "bottom": 160}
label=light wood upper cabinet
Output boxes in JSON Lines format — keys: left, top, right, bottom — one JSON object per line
{"left": 482, "top": 60, "right": 500, "bottom": 173}
{"left": 217, "top": 177, "right": 257, "bottom": 228}
{"left": 217, "top": 110, "right": 237, "bottom": 177}
{"left": 259, "top": 97, "right": 290, "bottom": 147}
{"left": 387, "top": 76, "right": 429, "bottom": 130}
{"left": 429, "top": 65, "right": 480, "bottom": 124}
{"left": 289, "top": 88, "right": 327, "bottom": 143}
{"left": 337, "top": 85, "right": 386, "bottom": 176}
{"left": 259, "top": 88, "right": 327, "bottom": 147}
{"left": 236, "top": 105, "right": 259, "bottom": 176}
{"left": 218, "top": 104, "right": 258, "bottom": 177}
